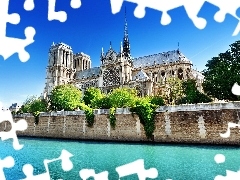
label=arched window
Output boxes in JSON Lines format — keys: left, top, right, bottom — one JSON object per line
{"left": 161, "top": 71, "right": 165, "bottom": 77}
{"left": 177, "top": 68, "right": 183, "bottom": 80}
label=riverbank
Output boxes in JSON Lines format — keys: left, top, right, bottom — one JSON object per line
{"left": 11, "top": 102, "right": 240, "bottom": 145}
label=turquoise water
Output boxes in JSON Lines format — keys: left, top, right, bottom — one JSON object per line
{"left": 1, "top": 137, "right": 240, "bottom": 180}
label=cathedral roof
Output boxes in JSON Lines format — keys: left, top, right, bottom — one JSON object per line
{"left": 75, "top": 67, "right": 101, "bottom": 80}
{"left": 132, "top": 50, "right": 192, "bottom": 68}
{"left": 132, "top": 70, "right": 149, "bottom": 81}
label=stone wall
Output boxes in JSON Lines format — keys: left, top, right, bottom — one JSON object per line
{"left": 9, "top": 102, "right": 240, "bottom": 145}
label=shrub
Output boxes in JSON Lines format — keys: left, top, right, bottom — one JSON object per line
{"left": 149, "top": 96, "right": 165, "bottom": 106}
{"left": 49, "top": 84, "right": 82, "bottom": 111}
{"left": 108, "top": 88, "right": 138, "bottom": 108}
{"left": 177, "top": 79, "right": 212, "bottom": 104}
{"left": 83, "top": 87, "right": 104, "bottom": 108}
{"left": 19, "top": 96, "right": 48, "bottom": 124}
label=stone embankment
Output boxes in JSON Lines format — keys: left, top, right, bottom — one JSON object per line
{"left": 5, "top": 102, "right": 240, "bottom": 145}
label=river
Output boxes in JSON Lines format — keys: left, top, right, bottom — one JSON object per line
{"left": 1, "top": 137, "right": 240, "bottom": 179}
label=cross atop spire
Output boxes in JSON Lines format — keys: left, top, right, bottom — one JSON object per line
{"left": 124, "top": 7, "right": 128, "bottom": 38}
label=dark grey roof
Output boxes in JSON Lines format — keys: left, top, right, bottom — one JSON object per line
{"left": 132, "top": 50, "right": 192, "bottom": 68}
{"left": 75, "top": 67, "right": 101, "bottom": 80}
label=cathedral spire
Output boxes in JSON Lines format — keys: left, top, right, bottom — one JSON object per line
{"left": 123, "top": 7, "right": 130, "bottom": 59}
{"left": 110, "top": 41, "right": 112, "bottom": 49}
{"left": 100, "top": 47, "right": 104, "bottom": 57}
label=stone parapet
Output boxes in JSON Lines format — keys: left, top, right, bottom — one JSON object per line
{"left": 11, "top": 102, "right": 240, "bottom": 145}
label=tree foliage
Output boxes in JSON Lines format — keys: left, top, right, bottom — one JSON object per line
{"left": 83, "top": 87, "right": 103, "bottom": 108}
{"left": 164, "top": 77, "right": 184, "bottom": 104}
{"left": 149, "top": 96, "right": 165, "bottom": 107}
{"left": 177, "top": 79, "right": 212, "bottom": 104}
{"left": 107, "top": 88, "right": 138, "bottom": 108}
{"left": 19, "top": 96, "right": 47, "bottom": 114}
{"left": 49, "top": 84, "right": 82, "bottom": 111}
{"left": 131, "top": 97, "right": 157, "bottom": 139}
{"left": 18, "top": 96, "right": 48, "bottom": 124}
{"left": 77, "top": 103, "right": 95, "bottom": 127}
{"left": 202, "top": 40, "right": 240, "bottom": 100}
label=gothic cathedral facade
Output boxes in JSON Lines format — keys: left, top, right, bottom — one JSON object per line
{"left": 43, "top": 13, "right": 204, "bottom": 99}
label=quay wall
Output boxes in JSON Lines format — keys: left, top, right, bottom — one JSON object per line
{"left": 6, "top": 102, "right": 240, "bottom": 145}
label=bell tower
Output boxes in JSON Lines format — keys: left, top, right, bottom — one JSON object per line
{"left": 43, "top": 42, "right": 75, "bottom": 98}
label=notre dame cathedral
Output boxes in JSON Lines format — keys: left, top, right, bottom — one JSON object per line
{"left": 43, "top": 12, "right": 204, "bottom": 99}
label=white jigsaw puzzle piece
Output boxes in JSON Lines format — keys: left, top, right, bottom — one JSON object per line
{"left": 220, "top": 122, "right": 240, "bottom": 138}
{"left": 0, "top": 156, "right": 14, "bottom": 180}
{"left": 79, "top": 169, "right": 109, "bottom": 180}
{"left": 48, "top": 0, "right": 81, "bottom": 22}
{"left": 110, "top": 0, "right": 240, "bottom": 35}
{"left": 218, "top": 83, "right": 240, "bottom": 138}
{"left": 0, "top": 106, "right": 28, "bottom": 150}
{"left": 0, "top": 0, "right": 36, "bottom": 62}
{"left": 215, "top": 170, "right": 240, "bottom": 180}
{"left": 207, "top": 0, "right": 240, "bottom": 36}
{"left": 24, "top": 0, "right": 35, "bottom": 11}
{"left": 116, "top": 159, "right": 158, "bottom": 180}
{"left": 214, "top": 154, "right": 240, "bottom": 180}
{"left": 110, "top": 0, "right": 207, "bottom": 26}
{"left": 231, "top": 83, "right": 240, "bottom": 96}
{"left": 21, "top": 149, "right": 73, "bottom": 180}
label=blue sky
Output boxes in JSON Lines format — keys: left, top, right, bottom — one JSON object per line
{"left": 0, "top": 0, "right": 240, "bottom": 108}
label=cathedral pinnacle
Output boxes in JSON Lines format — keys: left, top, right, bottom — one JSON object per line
{"left": 120, "top": 41, "right": 123, "bottom": 53}
{"left": 100, "top": 47, "right": 104, "bottom": 58}
{"left": 110, "top": 41, "right": 112, "bottom": 49}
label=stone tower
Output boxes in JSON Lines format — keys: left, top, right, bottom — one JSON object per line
{"left": 73, "top": 52, "right": 91, "bottom": 71}
{"left": 43, "top": 42, "right": 75, "bottom": 98}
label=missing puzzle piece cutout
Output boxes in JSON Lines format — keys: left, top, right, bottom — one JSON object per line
{"left": 79, "top": 169, "right": 109, "bottom": 180}
{"left": 0, "top": 105, "right": 28, "bottom": 150}
{"left": 48, "top": 0, "right": 82, "bottom": 22}
{"left": 0, "top": 156, "right": 14, "bottom": 180}
{"left": 0, "top": 27, "right": 35, "bottom": 62}
{"left": 21, "top": 149, "right": 73, "bottom": 180}
{"left": 116, "top": 159, "right": 158, "bottom": 180}
{"left": 110, "top": 0, "right": 208, "bottom": 29}
{"left": 110, "top": 0, "right": 240, "bottom": 35}
{"left": 214, "top": 154, "right": 240, "bottom": 180}
{"left": 0, "top": 0, "right": 36, "bottom": 62}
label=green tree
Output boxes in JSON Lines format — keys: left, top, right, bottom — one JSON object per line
{"left": 19, "top": 95, "right": 37, "bottom": 113}
{"left": 108, "top": 88, "right": 137, "bottom": 108}
{"left": 178, "top": 79, "right": 212, "bottom": 104}
{"left": 49, "top": 84, "right": 82, "bottom": 111}
{"left": 18, "top": 96, "right": 48, "bottom": 124}
{"left": 203, "top": 40, "right": 240, "bottom": 100}
{"left": 95, "top": 94, "right": 111, "bottom": 109}
{"left": 164, "top": 77, "right": 184, "bottom": 105}
{"left": 83, "top": 87, "right": 104, "bottom": 108}
{"left": 149, "top": 96, "right": 165, "bottom": 106}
